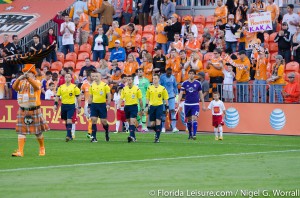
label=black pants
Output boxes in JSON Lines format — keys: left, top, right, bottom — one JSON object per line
{"left": 278, "top": 49, "right": 291, "bottom": 64}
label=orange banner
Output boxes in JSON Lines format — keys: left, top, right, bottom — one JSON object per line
{"left": 0, "top": 100, "right": 299, "bottom": 135}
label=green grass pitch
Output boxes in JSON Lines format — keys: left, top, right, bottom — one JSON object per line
{"left": 0, "top": 130, "right": 299, "bottom": 198}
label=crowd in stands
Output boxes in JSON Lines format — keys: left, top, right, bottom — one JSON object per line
{"left": 0, "top": 0, "right": 300, "bottom": 103}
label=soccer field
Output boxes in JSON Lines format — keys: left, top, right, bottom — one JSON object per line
{"left": 0, "top": 130, "right": 299, "bottom": 198}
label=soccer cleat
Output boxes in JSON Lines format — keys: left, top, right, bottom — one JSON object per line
{"left": 219, "top": 136, "right": 223, "bottom": 141}
{"left": 161, "top": 128, "right": 166, "bottom": 133}
{"left": 142, "top": 127, "right": 148, "bottom": 132}
{"left": 154, "top": 138, "right": 160, "bottom": 143}
{"left": 172, "top": 127, "right": 179, "bottom": 133}
{"left": 137, "top": 125, "right": 142, "bottom": 132}
{"left": 72, "top": 132, "right": 75, "bottom": 139}
{"left": 113, "top": 131, "right": 119, "bottom": 134}
{"left": 39, "top": 147, "right": 45, "bottom": 156}
{"left": 65, "top": 136, "right": 73, "bottom": 142}
{"left": 215, "top": 136, "right": 219, "bottom": 141}
{"left": 12, "top": 150, "right": 23, "bottom": 157}
{"left": 91, "top": 138, "right": 98, "bottom": 143}
{"left": 105, "top": 135, "right": 110, "bottom": 142}
{"left": 125, "top": 129, "right": 129, "bottom": 133}
{"left": 127, "top": 136, "right": 136, "bottom": 143}
{"left": 192, "top": 136, "right": 197, "bottom": 140}
{"left": 86, "top": 133, "right": 92, "bottom": 139}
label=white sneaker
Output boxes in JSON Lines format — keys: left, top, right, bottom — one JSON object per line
{"left": 161, "top": 128, "right": 166, "bottom": 133}
{"left": 142, "top": 127, "right": 148, "bottom": 132}
{"left": 172, "top": 127, "right": 179, "bottom": 133}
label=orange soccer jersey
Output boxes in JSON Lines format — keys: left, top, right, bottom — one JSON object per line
{"left": 123, "top": 30, "right": 136, "bottom": 47}
{"left": 170, "top": 40, "right": 184, "bottom": 52}
{"left": 183, "top": 59, "right": 203, "bottom": 81}
{"left": 141, "top": 62, "right": 153, "bottom": 82}
{"left": 254, "top": 57, "right": 268, "bottom": 80}
{"left": 156, "top": 23, "right": 168, "bottom": 44}
{"left": 206, "top": 58, "right": 224, "bottom": 78}
{"left": 234, "top": 58, "right": 251, "bottom": 82}
{"left": 124, "top": 61, "right": 139, "bottom": 76}
{"left": 79, "top": 13, "right": 90, "bottom": 32}
{"left": 81, "top": 80, "right": 91, "bottom": 101}
{"left": 166, "top": 57, "right": 182, "bottom": 82}
{"left": 108, "top": 28, "right": 123, "bottom": 49}
{"left": 185, "top": 39, "right": 200, "bottom": 57}
{"left": 270, "top": 64, "right": 285, "bottom": 85}
{"left": 214, "top": 5, "right": 228, "bottom": 24}
{"left": 266, "top": 4, "right": 279, "bottom": 21}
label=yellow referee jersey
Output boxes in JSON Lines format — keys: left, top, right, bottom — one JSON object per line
{"left": 89, "top": 81, "right": 111, "bottom": 103}
{"left": 57, "top": 83, "right": 81, "bottom": 104}
{"left": 120, "top": 85, "right": 142, "bottom": 105}
{"left": 146, "top": 85, "right": 169, "bottom": 106}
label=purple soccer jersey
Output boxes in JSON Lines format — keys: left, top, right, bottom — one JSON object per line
{"left": 181, "top": 80, "right": 202, "bottom": 104}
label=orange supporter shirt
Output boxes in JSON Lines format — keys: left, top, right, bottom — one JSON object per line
{"left": 206, "top": 58, "right": 224, "bottom": 77}
{"left": 108, "top": 28, "right": 123, "bottom": 48}
{"left": 88, "top": 0, "right": 102, "bottom": 17}
{"left": 141, "top": 43, "right": 147, "bottom": 51}
{"left": 141, "top": 62, "right": 153, "bottom": 82}
{"left": 124, "top": 61, "right": 139, "bottom": 76}
{"left": 13, "top": 78, "right": 41, "bottom": 108}
{"left": 255, "top": 57, "right": 267, "bottom": 80}
{"left": 244, "top": 31, "right": 261, "bottom": 50}
{"left": 266, "top": 4, "right": 279, "bottom": 21}
{"left": 185, "top": 39, "right": 200, "bottom": 57}
{"left": 79, "top": 13, "right": 90, "bottom": 32}
{"left": 234, "top": 58, "right": 251, "bottom": 82}
{"left": 111, "top": 74, "right": 121, "bottom": 82}
{"left": 81, "top": 80, "right": 91, "bottom": 101}
{"left": 0, "top": 75, "right": 6, "bottom": 99}
{"left": 183, "top": 59, "right": 203, "bottom": 81}
{"left": 284, "top": 82, "right": 300, "bottom": 103}
{"left": 270, "top": 64, "right": 285, "bottom": 85}
{"left": 156, "top": 23, "right": 168, "bottom": 44}
{"left": 170, "top": 40, "right": 184, "bottom": 53}
{"left": 214, "top": 5, "right": 228, "bottom": 24}
{"left": 123, "top": 30, "right": 136, "bottom": 47}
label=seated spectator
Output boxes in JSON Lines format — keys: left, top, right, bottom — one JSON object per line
{"left": 98, "top": 59, "right": 111, "bottom": 80}
{"left": 153, "top": 46, "right": 166, "bottom": 74}
{"left": 183, "top": 52, "right": 203, "bottom": 81}
{"left": 92, "top": 26, "right": 108, "bottom": 61}
{"left": 109, "top": 40, "right": 126, "bottom": 62}
{"left": 125, "top": 42, "right": 136, "bottom": 57}
{"left": 184, "top": 32, "right": 200, "bottom": 57}
{"left": 79, "top": 58, "right": 96, "bottom": 80}
{"left": 110, "top": 69, "right": 122, "bottom": 85}
{"left": 166, "top": 49, "right": 181, "bottom": 82}
{"left": 43, "top": 28, "right": 57, "bottom": 63}
{"left": 124, "top": 54, "right": 139, "bottom": 76}
{"left": 167, "top": 33, "right": 183, "bottom": 54}
{"left": 140, "top": 37, "right": 148, "bottom": 52}
{"left": 136, "top": 50, "right": 148, "bottom": 65}
{"left": 110, "top": 60, "right": 122, "bottom": 75}
{"left": 41, "top": 71, "right": 53, "bottom": 100}
{"left": 200, "top": 34, "right": 215, "bottom": 55}
{"left": 274, "top": 22, "right": 291, "bottom": 63}
{"left": 122, "top": 23, "right": 137, "bottom": 48}
{"left": 106, "top": 21, "right": 123, "bottom": 52}
{"left": 141, "top": 53, "right": 153, "bottom": 82}
{"left": 0, "top": 66, "right": 8, "bottom": 99}
{"left": 156, "top": 16, "right": 168, "bottom": 55}
{"left": 282, "top": 72, "right": 300, "bottom": 103}
{"left": 77, "top": 9, "right": 90, "bottom": 44}
{"left": 45, "top": 82, "right": 56, "bottom": 100}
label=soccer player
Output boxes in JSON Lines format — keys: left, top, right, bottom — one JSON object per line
{"left": 113, "top": 86, "right": 129, "bottom": 133}
{"left": 135, "top": 68, "right": 150, "bottom": 132}
{"left": 12, "top": 64, "right": 49, "bottom": 157}
{"left": 88, "top": 71, "right": 111, "bottom": 142}
{"left": 207, "top": 92, "right": 226, "bottom": 140}
{"left": 120, "top": 75, "right": 143, "bottom": 142}
{"left": 177, "top": 69, "right": 206, "bottom": 140}
{"left": 145, "top": 74, "right": 169, "bottom": 143}
{"left": 54, "top": 73, "right": 81, "bottom": 142}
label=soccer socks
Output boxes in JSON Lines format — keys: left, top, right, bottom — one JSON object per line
{"left": 71, "top": 124, "right": 76, "bottom": 137}
{"left": 187, "top": 121, "right": 192, "bottom": 138}
{"left": 66, "top": 123, "right": 72, "bottom": 138}
{"left": 170, "top": 111, "right": 176, "bottom": 130}
{"left": 129, "top": 125, "right": 136, "bottom": 138}
{"left": 124, "top": 122, "right": 129, "bottom": 131}
{"left": 17, "top": 135, "right": 26, "bottom": 155}
{"left": 214, "top": 127, "right": 218, "bottom": 137}
{"left": 103, "top": 124, "right": 109, "bottom": 134}
{"left": 92, "top": 124, "right": 97, "bottom": 138}
{"left": 192, "top": 121, "right": 197, "bottom": 136}
{"left": 116, "top": 120, "right": 120, "bottom": 132}
{"left": 155, "top": 125, "right": 161, "bottom": 139}
{"left": 218, "top": 126, "right": 223, "bottom": 137}
{"left": 142, "top": 114, "right": 147, "bottom": 128}
{"left": 88, "top": 119, "right": 92, "bottom": 134}
{"left": 36, "top": 135, "right": 45, "bottom": 148}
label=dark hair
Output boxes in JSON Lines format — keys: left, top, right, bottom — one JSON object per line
{"left": 63, "top": 67, "right": 69, "bottom": 73}
{"left": 33, "top": 34, "right": 40, "bottom": 39}
{"left": 153, "top": 73, "right": 160, "bottom": 78}
{"left": 12, "top": 35, "right": 18, "bottom": 39}
{"left": 45, "top": 71, "right": 52, "bottom": 75}
{"left": 166, "top": 68, "right": 172, "bottom": 72}
{"left": 85, "top": 57, "right": 90, "bottom": 61}
{"left": 188, "top": 69, "right": 196, "bottom": 74}
{"left": 139, "top": 50, "right": 148, "bottom": 59}
{"left": 170, "top": 48, "right": 177, "bottom": 52}
{"left": 68, "top": 67, "right": 74, "bottom": 71}
{"left": 137, "top": 68, "right": 144, "bottom": 72}
{"left": 213, "top": 91, "right": 220, "bottom": 95}
{"left": 62, "top": 12, "right": 69, "bottom": 17}
{"left": 225, "top": 48, "right": 233, "bottom": 55}
{"left": 52, "top": 73, "right": 58, "bottom": 78}
{"left": 127, "top": 75, "right": 134, "bottom": 79}
{"left": 121, "top": 74, "right": 127, "bottom": 78}
{"left": 179, "top": 50, "right": 186, "bottom": 54}
{"left": 214, "top": 48, "right": 222, "bottom": 55}
{"left": 287, "top": 4, "right": 294, "bottom": 9}
{"left": 49, "top": 82, "right": 54, "bottom": 87}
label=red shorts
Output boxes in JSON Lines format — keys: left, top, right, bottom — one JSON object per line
{"left": 212, "top": 115, "right": 224, "bottom": 127}
{"left": 117, "top": 109, "right": 126, "bottom": 122}
{"left": 72, "top": 111, "right": 77, "bottom": 123}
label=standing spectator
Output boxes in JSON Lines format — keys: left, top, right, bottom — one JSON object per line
{"left": 292, "top": 25, "right": 300, "bottom": 64}
{"left": 200, "top": 34, "right": 215, "bottom": 55}
{"left": 43, "top": 28, "right": 57, "bottom": 63}
{"left": 282, "top": 72, "right": 300, "bottom": 103}
{"left": 69, "top": 0, "right": 88, "bottom": 21}
{"left": 141, "top": 53, "right": 154, "bottom": 82}
{"left": 113, "top": 0, "right": 124, "bottom": 25}
{"left": 106, "top": 21, "right": 123, "bottom": 52}
{"left": 156, "top": 16, "right": 168, "bottom": 54}
{"left": 267, "top": 55, "right": 285, "bottom": 103}
{"left": 136, "top": 0, "right": 151, "bottom": 27}
{"left": 183, "top": 52, "right": 203, "bottom": 81}
{"left": 243, "top": 22, "right": 261, "bottom": 60}
{"left": 252, "top": 51, "right": 267, "bottom": 103}
{"left": 124, "top": 54, "right": 139, "bottom": 76}
{"left": 151, "top": 0, "right": 162, "bottom": 27}
{"left": 110, "top": 40, "right": 126, "bottom": 62}
{"left": 11, "top": 35, "right": 22, "bottom": 54}
{"left": 214, "top": 0, "right": 228, "bottom": 25}
{"left": 79, "top": 58, "right": 96, "bottom": 79}
{"left": 236, "top": 0, "right": 248, "bottom": 22}
{"left": 197, "top": 72, "right": 210, "bottom": 102}
{"left": 234, "top": 50, "right": 251, "bottom": 103}
{"left": 249, "top": 0, "right": 266, "bottom": 13}
{"left": 60, "top": 13, "right": 75, "bottom": 56}
{"left": 266, "top": 0, "right": 279, "bottom": 34}
{"left": 30, "top": 35, "right": 43, "bottom": 70}
{"left": 221, "top": 14, "right": 240, "bottom": 53}
{"left": 282, "top": 4, "right": 300, "bottom": 35}
{"left": 181, "top": 16, "right": 198, "bottom": 44}
{"left": 88, "top": 0, "right": 102, "bottom": 33}
{"left": 93, "top": 0, "right": 115, "bottom": 34}
{"left": 168, "top": 33, "right": 183, "bottom": 53}
{"left": 122, "top": 23, "right": 137, "bottom": 48}
{"left": 164, "top": 14, "right": 181, "bottom": 51}
{"left": 53, "top": 12, "right": 65, "bottom": 52}
{"left": 222, "top": 64, "right": 235, "bottom": 102}
{"left": 0, "top": 66, "right": 8, "bottom": 99}
{"left": 161, "top": 0, "right": 175, "bottom": 20}
{"left": 226, "top": 0, "right": 238, "bottom": 17}
{"left": 123, "top": 0, "right": 133, "bottom": 24}
{"left": 153, "top": 46, "right": 166, "bottom": 74}
{"left": 77, "top": 9, "right": 90, "bottom": 44}
{"left": 0, "top": 34, "right": 13, "bottom": 52}
{"left": 184, "top": 32, "right": 200, "bottom": 57}
{"left": 92, "top": 26, "right": 108, "bottom": 61}
{"left": 274, "top": 22, "right": 292, "bottom": 63}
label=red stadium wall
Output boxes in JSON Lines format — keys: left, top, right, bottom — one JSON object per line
{"left": 0, "top": 100, "right": 299, "bottom": 135}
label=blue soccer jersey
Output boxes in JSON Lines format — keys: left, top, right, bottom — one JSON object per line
{"left": 181, "top": 80, "right": 202, "bottom": 104}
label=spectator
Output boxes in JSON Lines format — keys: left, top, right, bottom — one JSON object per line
{"left": 164, "top": 13, "right": 182, "bottom": 53}
{"left": 125, "top": 42, "right": 136, "bottom": 56}
{"left": 243, "top": 21, "right": 261, "bottom": 60}
{"left": 249, "top": 0, "right": 266, "bottom": 13}
{"left": 113, "top": 0, "right": 124, "bottom": 25}
{"left": 11, "top": 35, "right": 22, "bottom": 54}
{"left": 282, "top": 4, "right": 300, "bottom": 35}
{"left": 47, "top": 72, "right": 59, "bottom": 89}
{"left": 122, "top": 23, "right": 137, "bottom": 48}
{"left": 53, "top": 12, "right": 65, "bottom": 52}
{"left": 153, "top": 46, "right": 166, "bottom": 74}
{"left": 79, "top": 58, "right": 96, "bottom": 79}
{"left": 151, "top": 0, "right": 162, "bottom": 27}
{"left": 236, "top": 0, "right": 248, "bottom": 22}
{"left": 141, "top": 53, "right": 153, "bottom": 82}
{"left": 282, "top": 72, "right": 300, "bottom": 103}
{"left": 274, "top": 22, "right": 292, "bottom": 63}
{"left": 292, "top": 26, "right": 300, "bottom": 64}
{"left": 45, "top": 82, "right": 56, "bottom": 100}
{"left": 168, "top": 33, "right": 183, "bottom": 53}
{"left": 267, "top": 55, "right": 285, "bottom": 103}
{"left": 30, "top": 34, "right": 43, "bottom": 69}
{"left": 92, "top": 26, "right": 108, "bottom": 61}
{"left": 93, "top": 0, "right": 115, "bottom": 34}
{"left": 213, "top": 28, "right": 226, "bottom": 51}
{"left": 88, "top": 0, "right": 102, "bottom": 33}
{"left": 43, "top": 28, "right": 57, "bottom": 63}
{"left": 181, "top": 15, "right": 198, "bottom": 44}
{"left": 221, "top": 14, "right": 240, "bottom": 53}
{"left": 136, "top": 50, "right": 148, "bottom": 65}
{"left": 73, "top": 17, "right": 81, "bottom": 45}
{"left": 0, "top": 34, "right": 13, "bottom": 52}
{"left": 110, "top": 40, "right": 126, "bottom": 62}
{"left": 123, "top": 0, "right": 133, "bottom": 24}
{"left": 179, "top": 50, "right": 188, "bottom": 80}
{"left": 124, "top": 54, "right": 139, "bottom": 76}
{"left": 234, "top": 50, "right": 251, "bottom": 103}
{"left": 97, "top": 59, "right": 110, "bottom": 80}
{"left": 136, "top": 0, "right": 151, "bottom": 27}
{"left": 266, "top": 0, "right": 279, "bottom": 34}
{"left": 184, "top": 32, "right": 200, "bottom": 57}
{"left": 0, "top": 66, "right": 8, "bottom": 99}
{"left": 57, "top": 68, "right": 74, "bottom": 87}
{"left": 77, "top": 9, "right": 90, "bottom": 44}
{"left": 197, "top": 72, "right": 210, "bottom": 101}
{"left": 41, "top": 71, "right": 53, "bottom": 100}
{"left": 214, "top": 0, "right": 228, "bottom": 25}
{"left": 106, "top": 21, "right": 123, "bottom": 52}
{"left": 183, "top": 52, "right": 203, "bottom": 81}
{"left": 60, "top": 13, "right": 75, "bottom": 56}
{"left": 69, "top": 0, "right": 88, "bottom": 21}
{"left": 200, "top": 34, "right": 215, "bottom": 55}
{"left": 110, "top": 68, "right": 122, "bottom": 85}
{"left": 226, "top": 0, "right": 238, "bottom": 17}
{"left": 156, "top": 16, "right": 168, "bottom": 55}
{"left": 166, "top": 49, "right": 181, "bottom": 82}
{"left": 10, "top": 72, "right": 22, "bottom": 100}
{"left": 161, "top": 0, "right": 175, "bottom": 20}
{"left": 222, "top": 64, "right": 235, "bottom": 102}
{"left": 140, "top": 37, "right": 148, "bottom": 51}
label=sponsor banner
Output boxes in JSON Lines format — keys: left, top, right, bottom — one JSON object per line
{"left": 247, "top": 12, "right": 273, "bottom": 33}
{"left": 0, "top": 100, "right": 299, "bottom": 135}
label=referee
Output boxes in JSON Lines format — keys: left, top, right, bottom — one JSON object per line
{"left": 88, "top": 71, "right": 111, "bottom": 142}
{"left": 145, "top": 74, "right": 169, "bottom": 143}
{"left": 120, "top": 75, "right": 143, "bottom": 143}
{"left": 54, "top": 73, "right": 81, "bottom": 142}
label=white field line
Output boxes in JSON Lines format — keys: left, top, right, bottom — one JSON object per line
{"left": 1, "top": 149, "right": 299, "bottom": 173}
